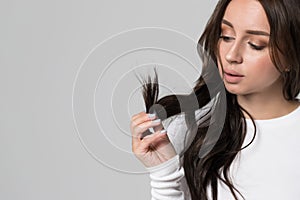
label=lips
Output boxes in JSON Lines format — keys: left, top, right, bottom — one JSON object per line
{"left": 224, "top": 69, "right": 244, "bottom": 77}
{"left": 223, "top": 69, "right": 244, "bottom": 83}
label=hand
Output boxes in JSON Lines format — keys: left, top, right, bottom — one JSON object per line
{"left": 130, "top": 112, "right": 177, "bottom": 168}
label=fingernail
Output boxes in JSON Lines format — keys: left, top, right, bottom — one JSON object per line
{"left": 160, "top": 129, "right": 167, "bottom": 134}
{"left": 152, "top": 119, "right": 161, "bottom": 123}
{"left": 147, "top": 113, "right": 156, "bottom": 119}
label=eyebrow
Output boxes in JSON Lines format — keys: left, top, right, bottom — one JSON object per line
{"left": 222, "top": 19, "right": 270, "bottom": 36}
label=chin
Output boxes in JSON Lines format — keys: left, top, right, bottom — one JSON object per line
{"left": 224, "top": 85, "right": 246, "bottom": 96}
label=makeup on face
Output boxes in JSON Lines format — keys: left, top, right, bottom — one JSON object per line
{"left": 216, "top": 0, "right": 281, "bottom": 97}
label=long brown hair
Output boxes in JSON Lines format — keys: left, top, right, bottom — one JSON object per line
{"left": 141, "top": 0, "right": 300, "bottom": 199}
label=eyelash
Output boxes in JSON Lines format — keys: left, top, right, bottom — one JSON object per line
{"left": 248, "top": 42, "right": 265, "bottom": 51}
{"left": 219, "top": 35, "right": 266, "bottom": 51}
{"left": 219, "top": 35, "right": 234, "bottom": 42}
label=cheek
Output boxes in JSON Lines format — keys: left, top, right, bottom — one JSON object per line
{"left": 217, "top": 42, "right": 225, "bottom": 78}
{"left": 217, "top": 59, "right": 224, "bottom": 79}
{"left": 218, "top": 43, "right": 227, "bottom": 62}
{"left": 247, "top": 55, "right": 279, "bottom": 76}
{"left": 246, "top": 56, "right": 281, "bottom": 87}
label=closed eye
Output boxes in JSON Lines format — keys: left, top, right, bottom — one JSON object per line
{"left": 219, "top": 35, "right": 235, "bottom": 42}
{"left": 248, "top": 42, "right": 266, "bottom": 51}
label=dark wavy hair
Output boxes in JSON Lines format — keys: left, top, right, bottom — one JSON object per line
{"left": 140, "top": 0, "right": 300, "bottom": 199}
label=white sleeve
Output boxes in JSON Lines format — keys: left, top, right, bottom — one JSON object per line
{"left": 145, "top": 98, "right": 216, "bottom": 200}
{"left": 146, "top": 155, "right": 191, "bottom": 200}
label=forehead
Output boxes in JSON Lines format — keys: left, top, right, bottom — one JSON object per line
{"left": 223, "top": 0, "right": 270, "bottom": 32}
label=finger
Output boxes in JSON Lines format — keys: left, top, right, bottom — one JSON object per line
{"left": 131, "top": 112, "right": 144, "bottom": 121}
{"left": 142, "top": 129, "right": 167, "bottom": 142}
{"left": 136, "top": 130, "right": 169, "bottom": 153}
{"left": 148, "top": 123, "right": 164, "bottom": 134}
{"left": 131, "top": 112, "right": 156, "bottom": 123}
{"left": 132, "top": 118, "right": 162, "bottom": 140}
{"left": 131, "top": 112, "right": 156, "bottom": 131}
{"left": 141, "top": 123, "right": 165, "bottom": 139}
{"left": 132, "top": 129, "right": 157, "bottom": 153}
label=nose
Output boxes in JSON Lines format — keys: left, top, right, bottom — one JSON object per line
{"left": 225, "top": 41, "right": 243, "bottom": 64}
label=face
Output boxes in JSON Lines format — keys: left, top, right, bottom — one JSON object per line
{"left": 217, "top": 0, "right": 282, "bottom": 96}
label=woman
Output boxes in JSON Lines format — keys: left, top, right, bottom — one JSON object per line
{"left": 130, "top": 0, "right": 300, "bottom": 199}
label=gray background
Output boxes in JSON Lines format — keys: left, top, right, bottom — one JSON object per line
{"left": 0, "top": 0, "right": 217, "bottom": 199}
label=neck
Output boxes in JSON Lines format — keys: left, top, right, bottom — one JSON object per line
{"left": 237, "top": 86, "right": 299, "bottom": 120}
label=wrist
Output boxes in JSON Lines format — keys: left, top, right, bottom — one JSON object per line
{"left": 146, "top": 154, "right": 180, "bottom": 175}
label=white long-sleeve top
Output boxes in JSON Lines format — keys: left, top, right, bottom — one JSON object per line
{"left": 146, "top": 104, "right": 300, "bottom": 200}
